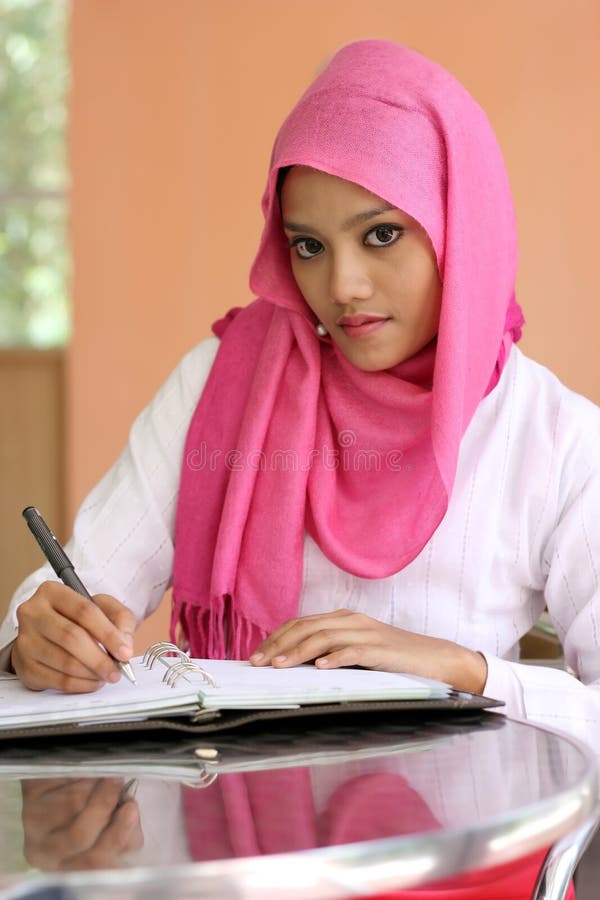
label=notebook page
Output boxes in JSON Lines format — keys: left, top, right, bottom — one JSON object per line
{"left": 187, "top": 658, "right": 451, "bottom": 708}
{"left": 0, "top": 659, "right": 201, "bottom": 729}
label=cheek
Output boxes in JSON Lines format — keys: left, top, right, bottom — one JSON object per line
{"left": 289, "top": 257, "right": 306, "bottom": 292}
{"left": 397, "top": 254, "right": 441, "bottom": 321}
{"left": 425, "top": 269, "right": 443, "bottom": 325}
{"left": 407, "top": 277, "right": 440, "bottom": 336}
{"left": 290, "top": 260, "right": 322, "bottom": 309}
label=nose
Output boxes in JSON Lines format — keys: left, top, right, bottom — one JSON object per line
{"left": 328, "top": 249, "right": 373, "bottom": 305}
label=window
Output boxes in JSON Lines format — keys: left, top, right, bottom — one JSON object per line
{"left": 0, "top": 0, "right": 69, "bottom": 347}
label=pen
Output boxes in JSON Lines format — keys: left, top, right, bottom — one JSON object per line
{"left": 22, "top": 506, "right": 137, "bottom": 685}
{"left": 116, "top": 777, "right": 139, "bottom": 806}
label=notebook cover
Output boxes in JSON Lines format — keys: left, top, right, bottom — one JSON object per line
{"left": 0, "top": 692, "right": 504, "bottom": 741}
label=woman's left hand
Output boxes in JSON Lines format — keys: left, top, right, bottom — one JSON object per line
{"left": 250, "top": 609, "right": 488, "bottom": 694}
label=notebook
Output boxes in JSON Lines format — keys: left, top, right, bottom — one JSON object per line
{"left": 0, "top": 641, "right": 504, "bottom": 739}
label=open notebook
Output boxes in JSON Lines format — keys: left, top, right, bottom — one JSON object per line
{"left": 0, "top": 642, "right": 503, "bottom": 738}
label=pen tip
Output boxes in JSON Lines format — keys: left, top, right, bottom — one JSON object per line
{"left": 121, "top": 661, "right": 137, "bottom": 685}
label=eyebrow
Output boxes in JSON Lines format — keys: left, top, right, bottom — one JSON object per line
{"left": 283, "top": 204, "right": 397, "bottom": 234}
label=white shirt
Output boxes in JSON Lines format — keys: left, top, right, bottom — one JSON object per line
{"left": 3, "top": 338, "right": 600, "bottom": 759}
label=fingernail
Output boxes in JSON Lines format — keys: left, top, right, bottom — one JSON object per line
{"left": 121, "top": 633, "right": 134, "bottom": 646}
{"left": 316, "top": 657, "right": 329, "bottom": 667}
{"left": 118, "top": 644, "right": 133, "bottom": 660}
{"left": 251, "top": 652, "right": 264, "bottom": 662}
{"left": 273, "top": 655, "right": 287, "bottom": 664}
{"left": 108, "top": 670, "right": 120, "bottom": 683}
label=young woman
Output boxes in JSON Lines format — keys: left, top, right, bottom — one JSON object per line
{"left": 2, "top": 39, "right": 599, "bottom": 761}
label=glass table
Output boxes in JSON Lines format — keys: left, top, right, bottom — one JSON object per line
{"left": 0, "top": 711, "right": 597, "bottom": 900}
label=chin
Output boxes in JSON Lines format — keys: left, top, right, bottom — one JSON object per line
{"left": 342, "top": 349, "right": 401, "bottom": 373}
{"left": 355, "top": 360, "right": 390, "bottom": 373}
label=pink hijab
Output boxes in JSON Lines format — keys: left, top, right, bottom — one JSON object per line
{"left": 171, "top": 39, "right": 524, "bottom": 658}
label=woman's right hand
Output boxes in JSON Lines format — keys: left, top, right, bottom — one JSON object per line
{"left": 10, "top": 581, "right": 136, "bottom": 693}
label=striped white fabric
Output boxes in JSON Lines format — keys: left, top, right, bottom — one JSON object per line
{"left": 3, "top": 338, "right": 600, "bottom": 760}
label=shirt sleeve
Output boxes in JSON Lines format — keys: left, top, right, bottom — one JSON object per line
{"left": 0, "top": 337, "right": 220, "bottom": 666}
{"left": 481, "top": 410, "right": 600, "bottom": 752}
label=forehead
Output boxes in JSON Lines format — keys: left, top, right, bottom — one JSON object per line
{"left": 279, "top": 166, "right": 439, "bottom": 272}
{"left": 281, "top": 166, "right": 385, "bottom": 209}
{"left": 279, "top": 165, "right": 428, "bottom": 239}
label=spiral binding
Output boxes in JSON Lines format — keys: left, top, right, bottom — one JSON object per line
{"left": 142, "top": 641, "right": 219, "bottom": 689}
{"left": 142, "top": 642, "right": 189, "bottom": 669}
{"left": 195, "top": 768, "right": 218, "bottom": 787}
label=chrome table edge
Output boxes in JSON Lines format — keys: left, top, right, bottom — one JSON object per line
{"left": 1, "top": 776, "right": 596, "bottom": 898}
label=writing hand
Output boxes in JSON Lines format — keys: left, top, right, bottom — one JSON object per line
{"left": 250, "top": 609, "right": 487, "bottom": 694}
{"left": 21, "top": 777, "right": 143, "bottom": 871}
{"left": 11, "top": 582, "right": 136, "bottom": 693}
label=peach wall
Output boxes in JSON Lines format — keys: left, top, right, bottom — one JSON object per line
{"left": 69, "top": 2, "right": 600, "bottom": 508}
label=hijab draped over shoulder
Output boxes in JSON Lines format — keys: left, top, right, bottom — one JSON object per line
{"left": 171, "top": 39, "right": 524, "bottom": 659}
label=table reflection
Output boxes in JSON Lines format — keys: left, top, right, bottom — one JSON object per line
{"left": 21, "top": 777, "right": 143, "bottom": 871}
{"left": 4, "top": 713, "right": 587, "bottom": 878}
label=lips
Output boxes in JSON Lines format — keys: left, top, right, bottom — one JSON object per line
{"left": 336, "top": 314, "right": 392, "bottom": 339}
{"left": 336, "top": 314, "right": 389, "bottom": 327}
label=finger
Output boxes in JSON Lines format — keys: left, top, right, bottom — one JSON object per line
{"left": 13, "top": 650, "right": 104, "bottom": 694}
{"left": 23, "top": 780, "right": 98, "bottom": 836}
{"left": 92, "top": 594, "right": 137, "bottom": 642}
{"left": 252, "top": 613, "right": 364, "bottom": 664}
{"left": 269, "top": 627, "right": 368, "bottom": 668}
{"left": 21, "top": 777, "right": 73, "bottom": 802}
{"left": 314, "top": 645, "right": 381, "bottom": 670}
{"left": 22, "top": 582, "right": 134, "bottom": 664}
{"left": 250, "top": 617, "right": 310, "bottom": 664}
{"left": 14, "top": 627, "right": 114, "bottom": 686}
{"left": 48, "top": 779, "right": 124, "bottom": 863}
{"left": 31, "top": 778, "right": 98, "bottom": 811}
{"left": 60, "top": 798, "right": 142, "bottom": 871}
{"left": 115, "top": 801, "right": 145, "bottom": 852}
{"left": 314, "top": 640, "right": 432, "bottom": 674}
{"left": 96, "top": 800, "right": 143, "bottom": 856}
{"left": 44, "top": 780, "right": 101, "bottom": 831}
{"left": 252, "top": 609, "right": 354, "bottom": 656}
{"left": 18, "top": 592, "right": 131, "bottom": 683}
{"left": 48, "top": 587, "right": 134, "bottom": 665}
{"left": 23, "top": 779, "right": 117, "bottom": 867}
{"left": 252, "top": 613, "right": 362, "bottom": 665}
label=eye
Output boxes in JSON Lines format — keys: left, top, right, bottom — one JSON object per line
{"left": 288, "top": 237, "right": 324, "bottom": 260}
{"left": 364, "top": 224, "right": 404, "bottom": 247}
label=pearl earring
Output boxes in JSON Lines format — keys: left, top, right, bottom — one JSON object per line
{"left": 316, "top": 322, "right": 328, "bottom": 337}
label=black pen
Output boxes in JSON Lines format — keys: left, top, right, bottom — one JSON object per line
{"left": 22, "top": 506, "right": 137, "bottom": 685}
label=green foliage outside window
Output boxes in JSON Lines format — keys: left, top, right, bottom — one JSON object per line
{"left": 0, "top": 0, "right": 69, "bottom": 347}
